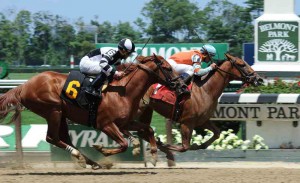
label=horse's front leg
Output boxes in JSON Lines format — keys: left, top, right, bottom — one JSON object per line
{"left": 121, "top": 129, "right": 141, "bottom": 156}
{"left": 122, "top": 121, "right": 158, "bottom": 166}
{"left": 157, "top": 123, "right": 193, "bottom": 161}
{"left": 190, "top": 121, "right": 220, "bottom": 150}
{"left": 93, "top": 122, "right": 128, "bottom": 156}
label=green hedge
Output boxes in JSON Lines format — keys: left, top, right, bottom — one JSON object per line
{"left": 238, "top": 79, "right": 300, "bottom": 93}
{"left": 8, "top": 67, "right": 77, "bottom": 73}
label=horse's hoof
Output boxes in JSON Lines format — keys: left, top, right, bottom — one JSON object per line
{"left": 190, "top": 143, "right": 198, "bottom": 150}
{"left": 132, "top": 139, "right": 140, "bottom": 148}
{"left": 166, "top": 152, "right": 175, "bottom": 161}
{"left": 148, "top": 158, "right": 157, "bottom": 167}
{"left": 91, "top": 163, "right": 102, "bottom": 170}
{"left": 132, "top": 148, "right": 140, "bottom": 156}
{"left": 167, "top": 159, "right": 176, "bottom": 167}
{"left": 93, "top": 144, "right": 103, "bottom": 151}
{"left": 148, "top": 154, "right": 158, "bottom": 167}
{"left": 77, "top": 154, "right": 87, "bottom": 168}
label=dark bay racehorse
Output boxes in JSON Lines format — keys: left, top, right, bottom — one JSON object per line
{"left": 135, "top": 53, "right": 263, "bottom": 162}
{"left": 0, "top": 54, "right": 185, "bottom": 169}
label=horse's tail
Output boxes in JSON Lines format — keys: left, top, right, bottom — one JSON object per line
{"left": 0, "top": 86, "right": 23, "bottom": 124}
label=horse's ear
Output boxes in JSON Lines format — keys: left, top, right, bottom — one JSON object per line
{"left": 136, "top": 56, "right": 145, "bottom": 63}
{"left": 224, "top": 53, "right": 231, "bottom": 60}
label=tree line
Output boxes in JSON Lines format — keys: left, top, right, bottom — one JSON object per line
{"left": 0, "top": 0, "right": 265, "bottom": 66}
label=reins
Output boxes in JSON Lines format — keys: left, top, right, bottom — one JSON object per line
{"left": 216, "top": 58, "right": 253, "bottom": 82}
{"left": 122, "top": 56, "right": 176, "bottom": 88}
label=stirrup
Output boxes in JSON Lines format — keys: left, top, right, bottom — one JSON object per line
{"left": 85, "top": 89, "right": 101, "bottom": 99}
{"left": 172, "top": 108, "right": 181, "bottom": 121}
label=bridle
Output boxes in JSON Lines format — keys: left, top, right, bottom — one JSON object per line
{"left": 123, "top": 54, "right": 177, "bottom": 89}
{"left": 216, "top": 57, "right": 256, "bottom": 83}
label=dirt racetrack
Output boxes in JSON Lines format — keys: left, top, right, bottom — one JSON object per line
{"left": 1, "top": 162, "right": 300, "bottom": 183}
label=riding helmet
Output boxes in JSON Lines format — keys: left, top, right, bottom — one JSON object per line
{"left": 200, "top": 44, "right": 216, "bottom": 57}
{"left": 118, "top": 38, "right": 135, "bottom": 54}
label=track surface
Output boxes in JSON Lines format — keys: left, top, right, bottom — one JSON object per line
{"left": 1, "top": 162, "right": 300, "bottom": 183}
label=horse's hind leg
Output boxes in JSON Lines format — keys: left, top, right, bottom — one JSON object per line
{"left": 45, "top": 110, "right": 87, "bottom": 168}
{"left": 157, "top": 122, "right": 194, "bottom": 163}
{"left": 190, "top": 121, "right": 220, "bottom": 150}
{"left": 58, "top": 118, "right": 102, "bottom": 169}
{"left": 135, "top": 107, "right": 158, "bottom": 155}
{"left": 93, "top": 122, "right": 128, "bottom": 156}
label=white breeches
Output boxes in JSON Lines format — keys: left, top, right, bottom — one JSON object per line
{"left": 166, "top": 59, "right": 194, "bottom": 76}
{"left": 79, "top": 56, "right": 102, "bottom": 74}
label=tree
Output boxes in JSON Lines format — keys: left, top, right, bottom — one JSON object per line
{"left": 141, "top": 0, "right": 202, "bottom": 43}
{"left": 30, "top": 11, "right": 54, "bottom": 65}
{"left": 14, "top": 10, "right": 32, "bottom": 65}
{"left": 91, "top": 20, "right": 115, "bottom": 43}
{"left": 0, "top": 13, "right": 18, "bottom": 64}
{"left": 244, "top": 0, "right": 264, "bottom": 19}
{"left": 51, "top": 15, "right": 76, "bottom": 65}
{"left": 201, "top": 0, "right": 254, "bottom": 56}
{"left": 113, "top": 21, "right": 141, "bottom": 42}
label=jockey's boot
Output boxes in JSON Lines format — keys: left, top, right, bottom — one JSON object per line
{"left": 85, "top": 73, "right": 106, "bottom": 99}
{"left": 175, "top": 72, "right": 191, "bottom": 101}
{"left": 176, "top": 84, "right": 190, "bottom": 101}
{"left": 180, "top": 72, "right": 192, "bottom": 84}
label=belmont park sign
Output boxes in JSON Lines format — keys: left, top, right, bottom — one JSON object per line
{"left": 257, "top": 21, "right": 299, "bottom": 62}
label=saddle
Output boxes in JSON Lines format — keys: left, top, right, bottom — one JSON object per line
{"left": 60, "top": 70, "right": 104, "bottom": 128}
{"left": 150, "top": 83, "right": 191, "bottom": 121}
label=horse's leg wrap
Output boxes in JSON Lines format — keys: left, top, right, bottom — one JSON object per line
{"left": 66, "top": 145, "right": 80, "bottom": 157}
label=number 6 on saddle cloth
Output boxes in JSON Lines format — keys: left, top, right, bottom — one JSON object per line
{"left": 60, "top": 70, "right": 105, "bottom": 127}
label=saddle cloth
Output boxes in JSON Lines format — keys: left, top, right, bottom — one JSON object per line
{"left": 60, "top": 70, "right": 94, "bottom": 110}
{"left": 150, "top": 83, "right": 192, "bottom": 105}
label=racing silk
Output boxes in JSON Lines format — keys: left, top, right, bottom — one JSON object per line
{"left": 168, "top": 50, "right": 211, "bottom": 76}
{"left": 169, "top": 50, "right": 204, "bottom": 65}
{"left": 98, "top": 48, "right": 123, "bottom": 77}
{"left": 82, "top": 48, "right": 123, "bottom": 76}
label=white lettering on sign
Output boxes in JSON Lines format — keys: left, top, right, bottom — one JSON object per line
{"left": 94, "top": 132, "right": 109, "bottom": 147}
{"left": 268, "top": 31, "right": 289, "bottom": 37}
{"left": 259, "top": 23, "right": 298, "bottom": 32}
{"left": 22, "top": 125, "right": 47, "bottom": 148}
{"left": 69, "top": 130, "right": 85, "bottom": 146}
{"left": 0, "top": 125, "right": 14, "bottom": 148}
{"left": 69, "top": 130, "right": 133, "bottom": 148}
{"left": 69, "top": 130, "right": 110, "bottom": 147}
{"left": 79, "top": 130, "right": 97, "bottom": 147}
{"left": 149, "top": 47, "right": 166, "bottom": 57}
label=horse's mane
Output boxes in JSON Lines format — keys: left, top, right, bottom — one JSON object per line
{"left": 192, "top": 59, "right": 226, "bottom": 87}
{"left": 193, "top": 71, "right": 215, "bottom": 87}
{"left": 215, "top": 59, "right": 226, "bottom": 66}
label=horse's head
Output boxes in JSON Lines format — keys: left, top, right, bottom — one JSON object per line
{"left": 219, "top": 53, "right": 263, "bottom": 87}
{"left": 136, "top": 54, "right": 185, "bottom": 90}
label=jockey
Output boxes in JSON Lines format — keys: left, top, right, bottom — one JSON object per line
{"left": 167, "top": 44, "right": 218, "bottom": 121}
{"left": 79, "top": 38, "right": 135, "bottom": 98}
{"left": 167, "top": 44, "right": 218, "bottom": 83}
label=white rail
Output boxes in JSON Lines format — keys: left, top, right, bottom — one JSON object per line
{"left": 0, "top": 80, "right": 27, "bottom": 88}
{"left": 0, "top": 80, "right": 242, "bottom": 89}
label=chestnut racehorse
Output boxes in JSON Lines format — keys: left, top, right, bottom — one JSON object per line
{"left": 135, "top": 53, "right": 263, "bottom": 162}
{"left": 0, "top": 54, "right": 184, "bottom": 169}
